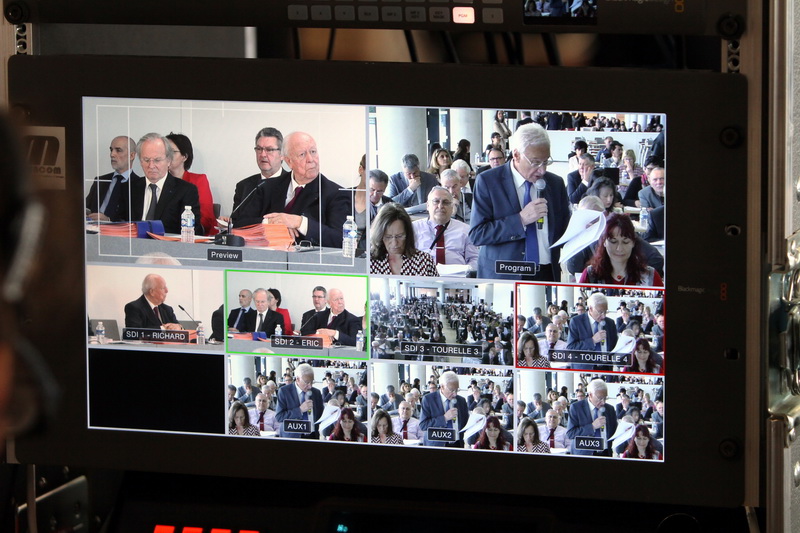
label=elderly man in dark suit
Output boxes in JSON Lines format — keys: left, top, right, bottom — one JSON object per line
{"left": 227, "top": 288, "right": 255, "bottom": 332}
{"left": 124, "top": 132, "right": 203, "bottom": 235}
{"left": 567, "top": 378, "right": 617, "bottom": 456}
{"left": 469, "top": 124, "right": 570, "bottom": 281}
{"left": 124, "top": 273, "right": 181, "bottom": 329}
{"left": 419, "top": 370, "right": 470, "bottom": 447}
{"left": 243, "top": 288, "right": 284, "bottom": 336}
{"left": 235, "top": 131, "right": 351, "bottom": 249}
{"left": 311, "top": 288, "right": 361, "bottom": 346}
{"left": 275, "top": 363, "right": 325, "bottom": 439}
{"left": 567, "top": 292, "right": 618, "bottom": 371}
{"left": 85, "top": 135, "right": 142, "bottom": 221}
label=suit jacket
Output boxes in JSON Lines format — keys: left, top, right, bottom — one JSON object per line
{"left": 210, "top": 304, "right": 225, "bottom": 342}
{"left": 299, "top": 308, "right": 325, "bottom": 336}
{"left": 236, "top": 172, "right": 351, "bottom": 248}
{"left": 227, "top": 307, "right": 256, "bottom": 331}
{"left": 567, "top": 398, "right": 618, "bottom": 455}
{"left": 310, "top": 308, "right": 361, "bottom": 346}
{"left": 469, "top": 163, "right": 570, "bottom": 279}
{"left": 230, "top": 169, "right": 291, "bottom": 226}
{"left": 419, "top": 391, "right": 470, "bottom": 447}
{"left": 125, "top": 173, "right": 203, "bottom": 235}
{"left": 243, "top": 309, "right": 285, "bottom": 336}
{"left": 275, "top": 383, "right": 325, "bottom": 438}
{"left": 638, "top": 186, "right": 664, "bottom": 209}
{"left": 387, "top": 170, "right": 438, "bottom": 210}
{"left": 124, "top": 294, "right": 178, "bottom": 328}
{"left": 525, "top": 401, "right": 552, "bottom": 421}
{"left": 85, "top": 171, "right": 143, "bottom": 220}
{"left": 643, "top": 205, "right": 665, "bottom": 242}
{"left": 566, "top": 313, "right": 618, "bottom": 370}
{"left": 566, "top": 169, "right": 590, "bottom": 205}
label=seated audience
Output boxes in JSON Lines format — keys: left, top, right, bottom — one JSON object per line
{"left": 370, "top": 203, "right": 438, "bottom": 276}
{"left": 228, "top": 401, "right": 259, "bottom": 436}
{"left": 516, "top": 416, "right": 550, "bottom": 453}
{"left": 370, "top": 408, "right": 404, "bottom": 444}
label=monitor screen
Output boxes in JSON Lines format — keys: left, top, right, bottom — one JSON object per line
{"left": 9, "top": 55, "right": 748, "bottom": 507}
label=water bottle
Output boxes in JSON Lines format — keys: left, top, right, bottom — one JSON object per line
{"left": 356, "top": 330, "right": 364, "bottom": 351}
{"left": 639, "top": 208, "right": 650, "bottom": 230}
{"left": 196, "top": 322, "right": 205, "bottom": 345}
{"left": 95, "top": 321, "right": 106, "bottom": 344}
{"left": 342, "top": 215, "right": 358, "bottom": 258}
{"left": 180, "top": 206, "right": 195, "bottom": 243}
{"left": 275, "top": 324, "right": 282, "bottom": 337}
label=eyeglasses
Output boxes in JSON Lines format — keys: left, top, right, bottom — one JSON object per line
{"left": 141, "top": 157, "right": 167, "bottom": 165}
{"left": 429, "top": 199, "right": 453, "bottom": 206}
{"left": 383, "top": 234, "right": 406, "bottom": 241}
{"left": 520, "top": 153, "right": 553, "bottom": 170}
{"left": 489, "top": 156, "right": 505, "bottom": 162}
{"left": 254, "top": 147, "right": 281, "bottom": 154}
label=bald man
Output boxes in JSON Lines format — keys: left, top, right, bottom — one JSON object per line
{"left": 124, "top": 273, "right": 181, "bottom": 329}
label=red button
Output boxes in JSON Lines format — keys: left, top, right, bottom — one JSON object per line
{"left": 452, "top": 7, "right": 475, "bottom": 23}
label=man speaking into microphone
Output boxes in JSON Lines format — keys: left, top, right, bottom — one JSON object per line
{"left": 566, "top": 292, "right": 618, "bottom": 371}
{"left": 469, "top": 123, "right": 570, "bottom": 281}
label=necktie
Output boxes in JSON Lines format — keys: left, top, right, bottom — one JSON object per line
{"left": 523, "top": 181, "right": 539, "bottom": 263}
{"left": 549, "top": 428, "right": 555, "bottom": 448}
{"left": 145, "top": 183, "right": 158, "bottom": 220}
{"left": 258, "top": 411, "right": 265, "bottom": 431}
{"left": 327, "top": 314, "right": 336, "bottom": 327}
{"left": 434, "top": 225, "right": 446, "bottom": 265}
{"left": 233, "top": 308, "right": 245, "bottom": 330}
{"left": 445, "top": 399, "right": 453, "bottom": 429}
{"left": 301, "top": 391, "right": 308, "bottom": 420}
{"left": 550, "top": 342, "right": 555, "bottom": 351}
{"left": 284, "top": 185, "right": 304, "bottom": 213}
{"left": 101, "top": 174, "right": 123, "bottom": 216}
{"left": 257, "top": 313, "right": 264, "bottom": 331}
{"left": 593, "top": 321, "right": 602, "bottom": 351}
{"left": 593, "top": 407, "right": 602, "bottom": 438}
{"left": 402, "top": 420, "right": 408, "bottom": 440}
{"left": 153, "top": 306, "right": 161, "bottom": 324}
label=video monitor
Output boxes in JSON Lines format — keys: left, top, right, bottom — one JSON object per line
{"left": 9, "top": 55, "right": 748, "bottom": 507}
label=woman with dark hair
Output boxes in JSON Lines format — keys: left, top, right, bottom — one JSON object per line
{"left": 166, "top": 133, "right": 217, "bottom": 236}
{"left": 494, "top": 110, "right": 512, "bottom": 147}
{"left": 586, "top": 177, "right": 621, "bottom": 215}
{"left": 568, "top": 140, "right": 588, "bottom": 172}
{"left": 517, "top": 331, "right": 550, "bottom": 368}
{"left": 624, "top": 338, "right": 661, "bottom": 373}
{"left": 370, "top": 203, "right": 438, "bottom": 276}
{"left": 627, "top": 406, "right": 643, "bottom": 426}
{"left": 473, "top": 416, "right": 511, "bottom": 450}
{"left": 452, "top": 139, "right": 473, "bottom": 170}
{"left": 579, "top": 213, "right": 664, "bottom": 286}
{"left": 328, "top": 407, "right": 365, "bottom": 442}
{"left": 228, "top": 401, "right": 259, "bottom": 436}
{"left": 370, "top": 408, "right": 403, "bottom": 444}
{"left": 621, "top": 424, "right": 662, "bottom": 459}
{"left": 266, "top": 288, "right": 293, "bottom": 335}
{"left": 427, "top": 148, "right": 452, "bottom": 178}
{"left": 516, "top": 417, "right": 550, "bottom": 453}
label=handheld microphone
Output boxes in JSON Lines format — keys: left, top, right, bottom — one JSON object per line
{"left": 597, "top": 320, "right": 606, "bottom": 349}
{"left": 535, "top": 179, "right": 546, "bottom": 230}
{"left": 215, "top": 179, "right": 267, "bottom": 246}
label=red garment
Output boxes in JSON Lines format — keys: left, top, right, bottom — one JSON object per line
{"left": 182, "top": 170, "right": 218, "bottom": 235}
{"left": 276, "top": 307, "right": 294, "bottom": 336}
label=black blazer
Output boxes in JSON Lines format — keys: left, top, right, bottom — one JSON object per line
{"left": 227, "top": 307, "right": 256, "bottom": 331}
{"left": 124, "top": 295, "right": 178, "bottom": 328}
{"left": 230, "top": 169, "right": 291, "bottom": 225}
{"left": 124, "top": 174, "right": 204, "bottom": 235}
{"left": 311, "top": 309, "right": 361, "bottom": 346}
{"left": 299, "top": 308, "right": 324, "bottom": 336}
{"left": 236, "top": 172, "right": 352, "bottom": 248}
{"left": 85, "top": 171, "right": 143, "bottom": 220}
{"left": 243, "top": 309, "right": 285, "bottom": 336}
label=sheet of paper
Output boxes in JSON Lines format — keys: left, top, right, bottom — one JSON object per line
{"left": 315, "top": 404, "right": 342, "bottom": 432}
{"left": 461, "top": 412, "right": 487, "bottom": 441}
{"left": 551, "top": 209, "right": 606, "bottom": 264}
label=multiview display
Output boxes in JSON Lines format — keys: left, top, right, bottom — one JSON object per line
{"left": 85, "top": 97, "right": 666, "bottom": 462}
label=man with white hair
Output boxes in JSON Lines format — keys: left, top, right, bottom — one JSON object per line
{"left": 440, "top": 169, "right": 472, "bottom": 223}
{"left": 419, "top": 370, "right": 469, "bottom": 447}
{"left": 412, "top": 187, "right": 478, "bottom": 271}
{"left": 469, "top": 123, "right": 570, "bottom": 280}
{"left": 566, "top": 378, "right": 617, "bottom": 456}
{"left": 275, "top": 363, "right": 324, "bottom": 439}
{"left": 567, "top": 292, "right": 618, "bottom": 371}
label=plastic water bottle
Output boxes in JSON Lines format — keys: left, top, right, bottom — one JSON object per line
{"left": 196, "top": 322, "right": 205, "bottom": 345}
{"left": 95, "top": 321, "right": 106, "bottom": 344}
{"left": 342, "top": 215, "right": 358, "bottom": 257}
{"left": 275, "top": 324, "right": 282, "bottom": 337}
{"left": 639, "top": 208, "right": 650, "bottom": 230}
{"left": 356, "top": 330, "right": 364, "bottom": 351}
{"left": 180, "top": 206, "right": 195, "bottom": 243}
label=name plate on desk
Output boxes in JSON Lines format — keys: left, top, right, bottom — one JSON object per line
{"left": 271, "top": 335, "right": 323, "bottom": 350}
{"left": 573, "top": 436, "right": 605, "bottom": 451}
{"left": 400, "top": 342, "right": 480, "bottom": 357}
{"left": 282, "top": 419, "right": 312, "bottom": 434}
{"left": 122, "top": 328, "right": 190, "bottom": 343}
{"left": 426, "top": 427, "right": 456, "bottom": 442}
{"left": 207, "top": 249, "right": 243, "bottom": 262}
{"left": 549, "top": 350, "right": 629, "bottom": 366}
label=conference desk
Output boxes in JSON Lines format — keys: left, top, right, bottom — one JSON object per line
{"left": 85, "top": 233, "right": 367, "bottom": 274}
{"left": 226, "top": 338, "right": 368, "bottom": 360}
{"left": 93, "top": 340, "right": 225, "bottom": 352}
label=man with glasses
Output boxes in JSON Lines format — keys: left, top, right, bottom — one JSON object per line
{"left": 229, "top": 127, "right": 289, "bottom": 227}
{"left": 567, "top": 378, "right": 617, "bottom": 456}
{"left": 238, "top": 131, "right": 352, "bottom": 249}
{"left": 387, "top": 153, "right": 439, "bottom": 214}
{"left": 469, "top": 123, "right": 570, "bottom": 281}
{"left": 125, "top": 132, "right": 203, "bottom": 235}
{"left": 299, "top": 286, "right": 328, "bottom": 336}
{"left": 440, "top": 170, "right": 471, "bottom": 224}
{"left": 567, "top": 292, "right": 618, "bottom": 371}
{"left": 475, "top": 147, "right": 506, "bottom": 179}
{"left": 412, "top": 187, "right": 478, "bottom": 272}
{"left": 276, "top": 363, "right": 324, "bottom": 439}
{"left": 419, "top": 370, "right": 470, "bottom": 447}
